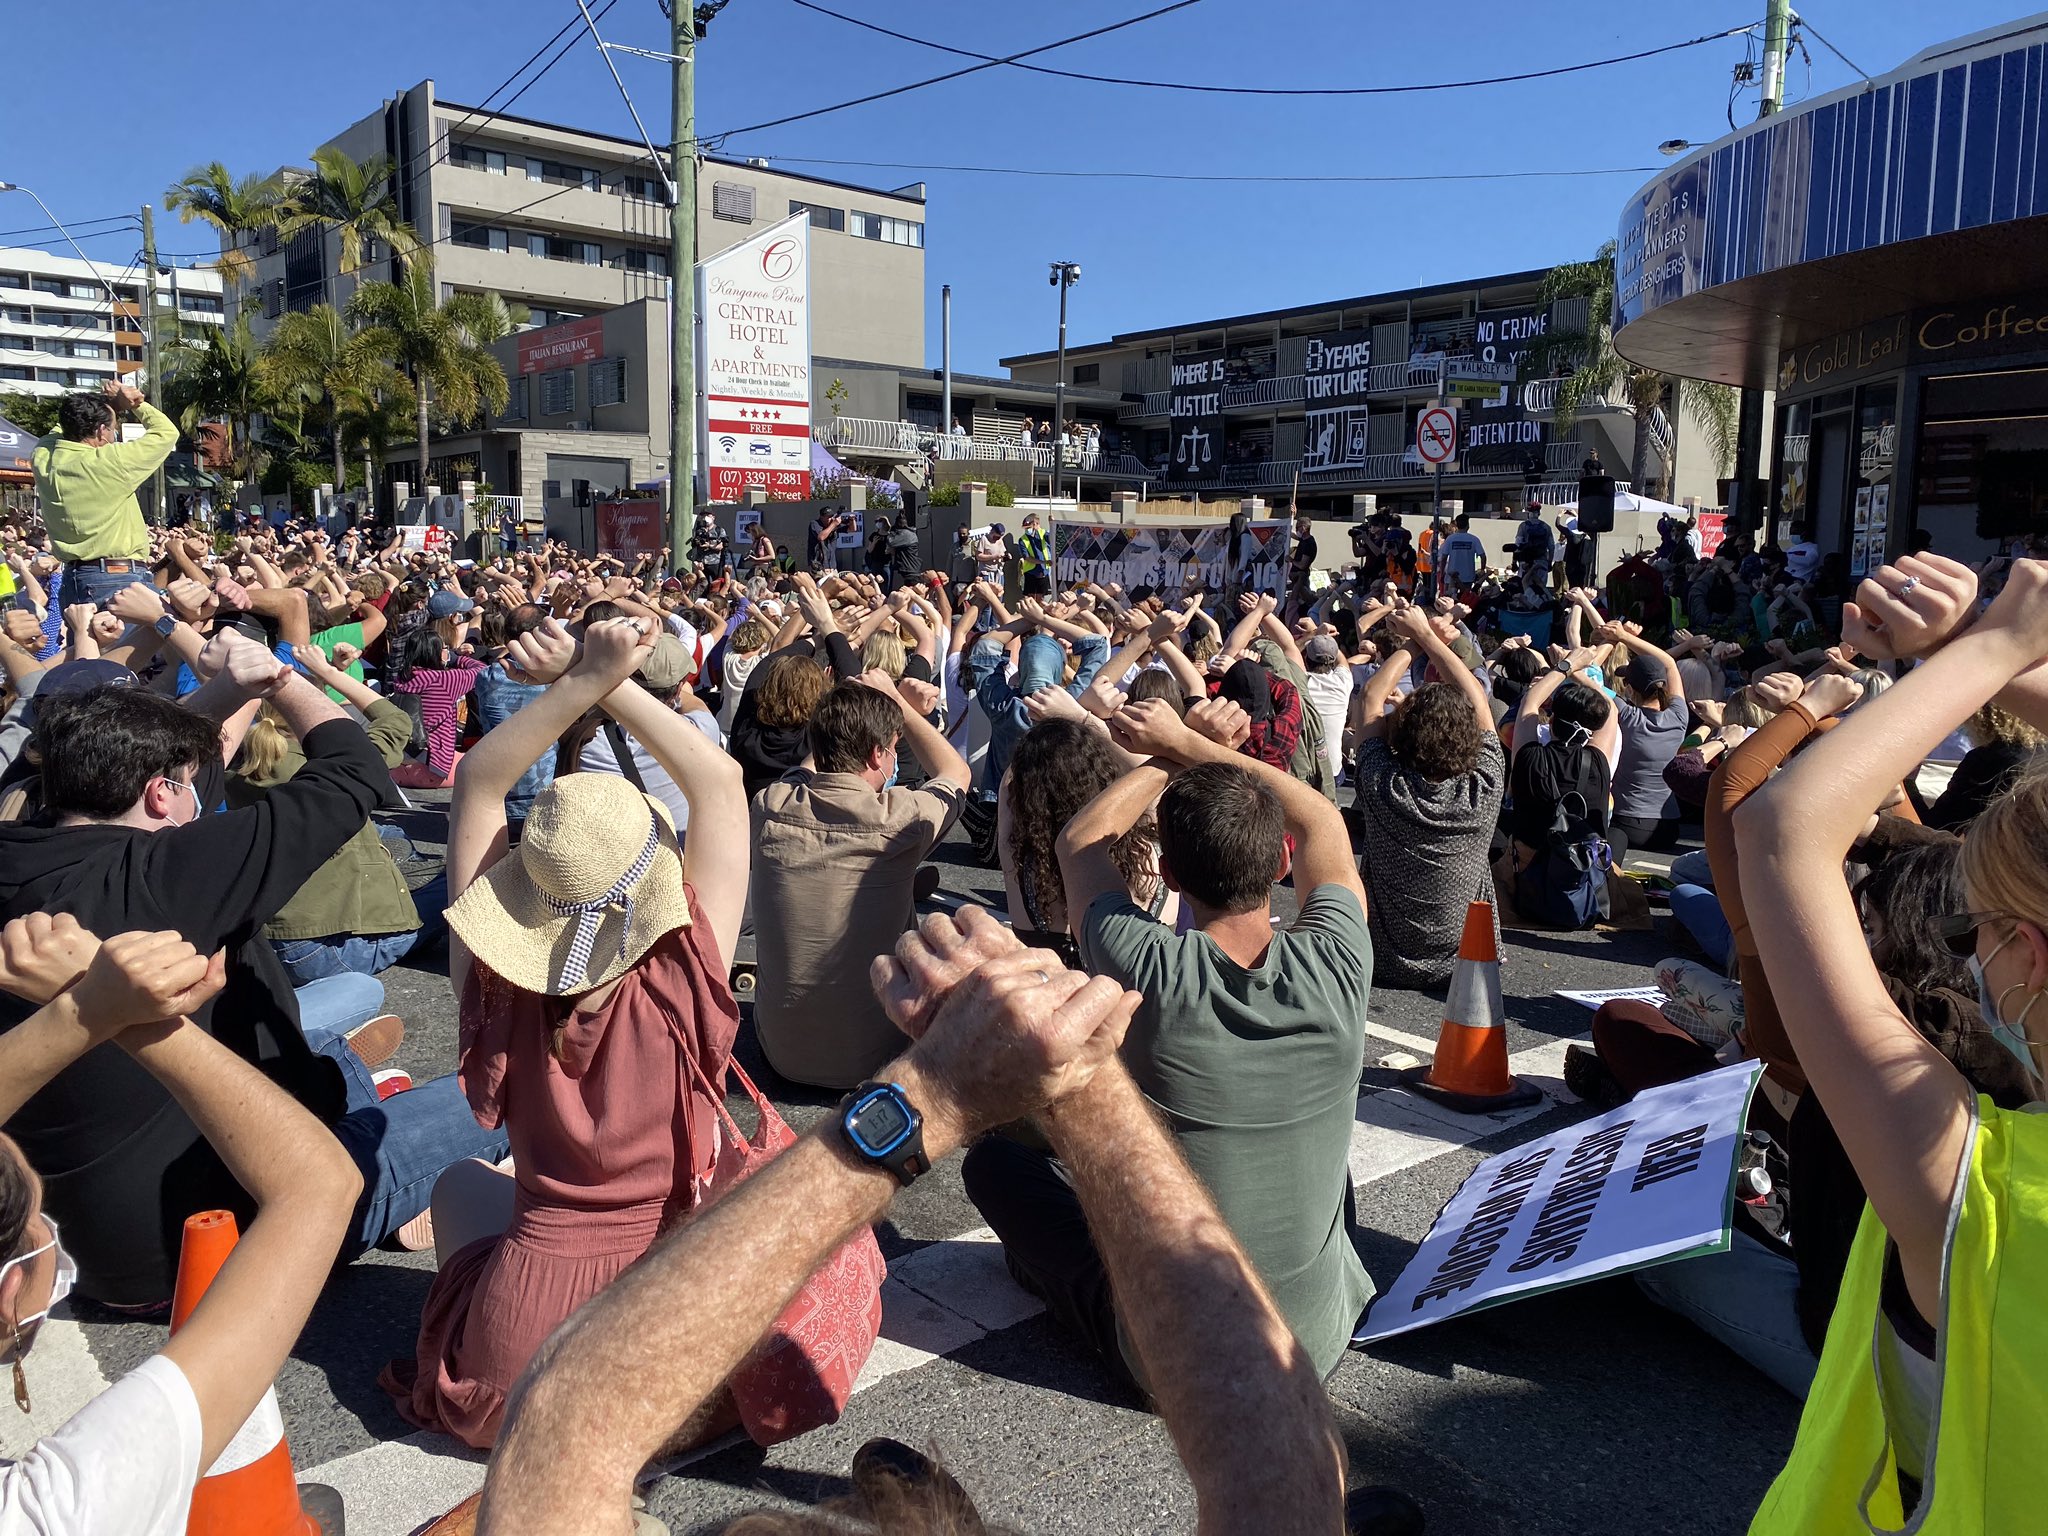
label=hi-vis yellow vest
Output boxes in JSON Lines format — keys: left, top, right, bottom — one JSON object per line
{"left": 1751, "top": 1098, "right": 2048, "bottom": 1534}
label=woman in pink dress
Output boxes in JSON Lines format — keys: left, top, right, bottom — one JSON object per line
{"left": 381, "top": 616, "right": 752, "bottom": 1449}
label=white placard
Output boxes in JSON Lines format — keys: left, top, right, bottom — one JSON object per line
{"left": 1353, "top": 1061, "right": 1761, "bottom": 1345}
{"left": 1557, "top": 985, "right": 1667, "bottom": 1011}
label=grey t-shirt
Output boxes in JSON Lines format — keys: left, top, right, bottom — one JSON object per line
{"left": 1611, "top": 697, "right": 1688, "bottom": 822}
{"left": 578, "top": 709, "right": 724, "bottom": 833}
{"left": 1080, "top": 884, "right": 1375, "bottom": 1377}
{"left": 1355, "top": 732, "right": 1505, "bottom": 988}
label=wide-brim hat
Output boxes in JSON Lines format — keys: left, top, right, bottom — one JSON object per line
{"left": 446, "top": 773, "right": 690, "bottom": 996}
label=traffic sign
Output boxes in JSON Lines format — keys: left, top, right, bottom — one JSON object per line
{"left": 1416, "top": 405, "right": 1459, "bottom": 466}
{"left": 1447, "top": 378, "right": 1508, "bottom": 401}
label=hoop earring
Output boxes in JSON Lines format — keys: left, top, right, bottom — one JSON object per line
{"left": 11, "top": 1324, "right": 27, "bottom": 1414}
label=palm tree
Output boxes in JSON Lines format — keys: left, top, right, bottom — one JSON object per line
{"left": 259, "top": 304, "right": 412, "bottom": 496}
{"left": 1529, "top": 240, "right": 1739, "bottom": 495}
{"left": 161, "top": 312, "right": 273, "bottom": 486}
{"left": 274, "top": 147, "right": 421, "bottom": 300}
{"left": 347, "top": 260, "right": 521, "bottom": 491}
{"left": 164, "top": 163, "right": 282, "bottom": 299}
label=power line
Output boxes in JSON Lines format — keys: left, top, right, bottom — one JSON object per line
{"left": 1795, "top": 15, "right": 1873, "bottom": 84}
{"left": 786, "top": 1, "right": 1759, "bottom": 99}
{"left": 756, "top": 154, "right": 1665, "bottom": 185}
{"left": 0, "top": 214, "right": 141, "bottom": 242}
{"left": 707, "top": 0, "right": 1207, "bottom": 144}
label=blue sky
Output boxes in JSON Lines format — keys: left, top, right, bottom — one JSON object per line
{"left": 0, "top": 1, "right": 2025, "bottom": 371}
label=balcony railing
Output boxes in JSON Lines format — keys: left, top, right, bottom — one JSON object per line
{"left": 1221, "top": 375, "right": 1305, "bottom": 409}
{"left": 814, "top": 416, "right": 926, "bottom": 455}
{"left": 1520, "top": 377, "right": 1622, "bottom": 414}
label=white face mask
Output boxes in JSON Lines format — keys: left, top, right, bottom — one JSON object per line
{"left": 3, "top": 1216, "right": 77, "bottom": 1340}
{"left": 1969, "top": 929, "right": 2046, "bottom": 1096}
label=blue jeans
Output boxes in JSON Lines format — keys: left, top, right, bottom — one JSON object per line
{"left": 294, "top": 973, "right": 509, "bottom": 1254}
{"left": 62, "top": 564, "right": 155, "bottom": 607}
{"left": 1670, "top": 883, "right": 1735, "bottom": 971}
{"left": 1669, "top": 849, "right": 1715, "bottom": 888}
{"left": 1635, "top": 1230, "right": 1817, "bottom": 1399}
{"left": 270, "top": 872, "right": 449, "bottom": 986}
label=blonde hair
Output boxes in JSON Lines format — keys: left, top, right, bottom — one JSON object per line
{"left": 733, "top": 618, "right": 771, "bottom": 653}
{"left": 862, "top": 629, "right": 907, "bottom": 679}
{"left": 1966, "top": 702, "right": 2047, "bottom": 753}
{"left": 237, "top": 706, "right": 293, "bottom": 781}
{"left": 1958, "top": 761, "right": 2048, "bottom": 933}
{"left": 1723, "top": 689, "right": 1773, "bottom": 730}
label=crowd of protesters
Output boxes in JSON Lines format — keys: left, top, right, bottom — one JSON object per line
{"left": 0, "top": 379, "right": 2043, "bottom": 1534}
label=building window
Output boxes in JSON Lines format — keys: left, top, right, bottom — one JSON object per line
{"left": 1072, "top": 363, "right": 1099, "bottom": 385}
{"left": 589, "top": 357, "right": 627, "bottom": 408}
{"left": 180, "top": 294, "right": 224, "bottom": 315}
{"left": 0, "top": 335, "right": 29, "bottom": 352}
{"left": 31, "top": 279, "right": 64, "bottom": 296}
{"left": 790, "top": 200, "right": 845, "bottom": 232}
{"left": 527, "top": 234, "right": 602, "bottom": 265}
{"left": 451, "top": 143, "right": 509, "bottom": 175}
{"left": 711, "top": 181, "right": 755, "bottom": 222}
{"left": 0, "top": 366, "right": 29, "bottom": 382}
{"left": 849, "top": 211, "right": 924, "bottom": 247}
{"left": 452, "top": 222, "right": 507, "bottom": 252}
{"left": 620, "top": 173, "right": 665, "bottom": 202}
{"left": 620, "top": 248, "right": 670, "bottom": 276}
{"left": 539, "top": 368, "right": 575, "bottom": 417}
{"left": 0, "top": 274, "right": 22, "bottom": 289}
{"left": 502, "top": 376, "right": 528, "bottom": 422}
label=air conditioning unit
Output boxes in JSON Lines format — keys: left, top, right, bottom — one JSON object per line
{"left": 567, "top": 419, "right": 588, "bottom": 431}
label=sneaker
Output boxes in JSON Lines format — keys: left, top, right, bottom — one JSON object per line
{"left": 394, "top": 1206, "right": 435, "bottom": 1253}
{"left": 1563, "top": 1043, "right": 1626, "bottom": 1107}
{"left": 372, "top": 1068, "right": 412, "bottom": 1101}
{"left": 346, "top": 1015, "right": 405, "bottom": 1069}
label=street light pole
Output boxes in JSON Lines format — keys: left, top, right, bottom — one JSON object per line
{"left": 1048, "top": 261, "right": 1080, "bottom": 505}
{"left": 669, "top": 3, "right": 701, "bottom": 564}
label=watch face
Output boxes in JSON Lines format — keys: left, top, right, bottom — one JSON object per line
{"left": 852, "top": 1093, "right": 910, "bottom": 1149}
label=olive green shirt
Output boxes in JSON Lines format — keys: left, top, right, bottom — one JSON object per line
{"left": 1080, "top": 884, "right": 1375, "bottom": 1377}
{"left": 228, "top": 700, "right": 418, "bottom": 941}
{"left": 31, "top": 402, "right": 178, "bottom": 562}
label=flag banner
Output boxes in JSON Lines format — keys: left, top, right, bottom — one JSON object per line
{"left": 1054, "top": 520, "right": 1291, "bottom": 602}
{"left": 1166, "top": 348, "right": 1225, "bottom": 484}
{"left": 1302, "top": 330, "right": 1374, "bottom": 475}
{"left": 1353, "top": 1061, "right": 1762, "bottom": 1346}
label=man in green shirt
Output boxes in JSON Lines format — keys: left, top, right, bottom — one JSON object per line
{"left": 963, "top": 693, "right": 1375, "bottom": 1387}
{"left": 31, "top": 382, "right": 178, "bottom": 605}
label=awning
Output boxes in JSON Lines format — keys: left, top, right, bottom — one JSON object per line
{"left": 0, "top": 409, "right": 37, "bottom": 480}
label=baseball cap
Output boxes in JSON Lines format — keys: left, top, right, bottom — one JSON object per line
{"left": 1302, "top": 634, "right": 1343, "bottom": 669}
{"left": 638, "top": 634, "right": 695, "bottom": 691}
{"left": 26, "top": 658, "right": 138, "bottom": 725}
{"left": 989, "top": 523, "right": 1006, "bottom": 537}
{"left": 427, "top": 588, "right": 475, "bottom": 620}
{"left": 1622, "top": 655, "right": 1665, "bottom": 695}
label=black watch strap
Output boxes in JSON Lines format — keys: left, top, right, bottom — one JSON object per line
{"left": 837, "top": 1080, "right": 929, "bottom": 1186}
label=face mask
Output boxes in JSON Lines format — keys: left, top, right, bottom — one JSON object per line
{"left": 1969, "top": 931, "right": 2045, "bottom": 1094}
{"left": 161, "top": 774, "right": 201, "bottom": 825}
{"left": 3, "top": 1215, "right": 77, "bottom": 1338}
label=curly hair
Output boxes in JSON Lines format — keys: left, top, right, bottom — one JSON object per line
{"left": 1004, "top": 720, "right": 1158, "bottom": 926}
{"left": 1387, "top": 680, "right": 1483, "bottom": 781}
{"left": 753, "top": 652, "right": 829, "bottom": 728}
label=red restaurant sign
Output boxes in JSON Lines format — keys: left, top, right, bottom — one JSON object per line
{"left": 518, "top": 315, "right": 605, "bottom": 377}
{"left": 596, "top": 500, "right": 664, "bottom": 559}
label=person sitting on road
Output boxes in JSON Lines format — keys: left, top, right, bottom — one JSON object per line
{"left": 1920, "top": 700, "right": 2045, "bottom": 830}
{"left": 388, "top": 601, "right": 488, "bottom": 790}
{"left": 999, "top": 718, "right": 1172, "bottom": 968}
{"left": 1736, "top": 553, "right": 2048, "bottom": 1531}
{"left": 1586, "top": 609, "right": 1690, "bottom": 864}
{"left": 966, "top": 696, "right": 1375, "bottom": 1388}
{"left": 470, "top": 603, "right": 557, "bottom": 841}
{"left": 382, "top": 617, "right": 750, "bottom": 1450}
{"left": 230, "top": 644, "right": 446, "bottom": 987}
{"left": 0, "top": 630, "right": 505, "bottom": 1307}
{"left": 728, "top": 577, "right": 859, "bottom": 802}
{"left": 1350, "top": 602, "right": 1506, "bottom": 989}
{"left": 0, "top": 917, "right": 362, "bottom": 1536}
{"left": 1505, "top": 667, "right": 1620, "bottom": 931}
{"left": 562, "top": 635, "right": 724, "bottom": 838}
{"left": 750, "top": 671, "right": 971, "bottom": 1089}
{"left": 477, "top": 907, "right": 1387, "bottom": 1536}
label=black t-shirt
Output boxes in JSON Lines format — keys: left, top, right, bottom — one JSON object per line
{"left": 0, "top": 719, "right": 391, "bottom": 1304}
{"left": 1507, "top": 736, "right": 1610, "bottom": 849}
{"left": 1290, "top": 532, "right": 1318, "bottom": 580}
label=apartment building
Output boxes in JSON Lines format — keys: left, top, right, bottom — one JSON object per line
{"left": 0, "top": 248, "right": 224, "bottom": 398}
{"left": 239, "top": 80, "right": 926, "bottom": 368}
{"left": 999, "top": 269, "right": 1721, "bottom": 514}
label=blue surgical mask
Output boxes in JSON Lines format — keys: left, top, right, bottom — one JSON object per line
{"left": 2, "top": 1215, "right": 77, "bottom": 1340}
{"left": 1969, "top": 931, "right": 2045, "bottom": 1094}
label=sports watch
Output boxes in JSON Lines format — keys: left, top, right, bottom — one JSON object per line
{"left": 153, "top": 613, "right": 179, "bottom": 640}
{"left": 836, "top": 1080, "right": 929, "bottom": 1185}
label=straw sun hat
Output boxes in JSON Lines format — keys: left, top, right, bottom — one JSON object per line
{"left": 447, "top": 773, "right": 691, "bottom": 996}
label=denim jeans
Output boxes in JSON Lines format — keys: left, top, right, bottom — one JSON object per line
{"left": 270, "top": 872, "right": 449, "bottom": 986}
{"left": 1635, "top": 1230, "right": 1817, "bottom": 1399}
{"left": 1670, "top": 883, "right": 1735, "bottom": 971}
{"left": 61, "top": 564, "right": 156, "bottom": 607}
{"left": 295, "top": 973, "right": 509, "bottom": 1254}
{"left": 1669, "top": 849, "right": 1715, "bottom": 888}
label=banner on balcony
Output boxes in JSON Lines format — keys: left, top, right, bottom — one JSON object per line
{"left": 1462, "top": 305, "right": 1550, "bottom": 473}
{"left": 699, "top": 212, "right": 813, "bottom": 503}
{"left": 1302, "top": 329, "right": 1374, "bottom": 474}
{"left": 1054, "top": 519, "right": 1290, "bottom": 602}
{"left": 1166, "top": 348, "right": 1226, "bottom": 484}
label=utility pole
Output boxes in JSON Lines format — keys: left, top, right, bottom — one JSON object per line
{"left": 1732, "top": 0, "right": 1796, "bottom": 538}
{"left": 669, "top": 2, "right": 699, "bottom": 564}
{"left": 1049, "top": 262, "right": 1080, "bottom": 504}
{"left": 142, "top": 202, "right": 164, "bottom": 525}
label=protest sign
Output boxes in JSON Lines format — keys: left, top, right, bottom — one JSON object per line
{"left": 1353, "top": 1061, "right": 1761, "bottom": 1345}
{"left": 1166, "top": 349, "right": 1225, "bottom": 484}
{"left": 1301, "top": 330, "right": 1373, "bottom": 475}
{"left": 1557, "top": 985, "right": 1668, "bottom": 1011}
{"left": 1054, "top": 520, "right": 1290, "bottom": 603}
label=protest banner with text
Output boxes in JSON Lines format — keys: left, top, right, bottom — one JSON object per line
{"left": 1055, "top": 520, "right": 1290, "bottom": 602}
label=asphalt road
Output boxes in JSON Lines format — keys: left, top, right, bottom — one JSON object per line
{"left": 0, "top": 796, "right": 1802, "bottom": 1535}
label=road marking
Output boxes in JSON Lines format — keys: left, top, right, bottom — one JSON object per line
{"left": 0, "top": 1314, "right": 112, "bottom": 1459}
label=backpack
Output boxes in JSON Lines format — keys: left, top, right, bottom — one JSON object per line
{"left": 1513, "top": 744, "right": 1613, "bottom": 930}
{"left": 390, "top": 689, "right": 430, "bottom": 758}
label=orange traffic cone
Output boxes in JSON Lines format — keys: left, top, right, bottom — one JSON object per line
{"left": 171, "top": 1211, "right": 345, "bottom": 1535}
{"left": 1401, "top": 901, "right": 1541, "bottom": 1113}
